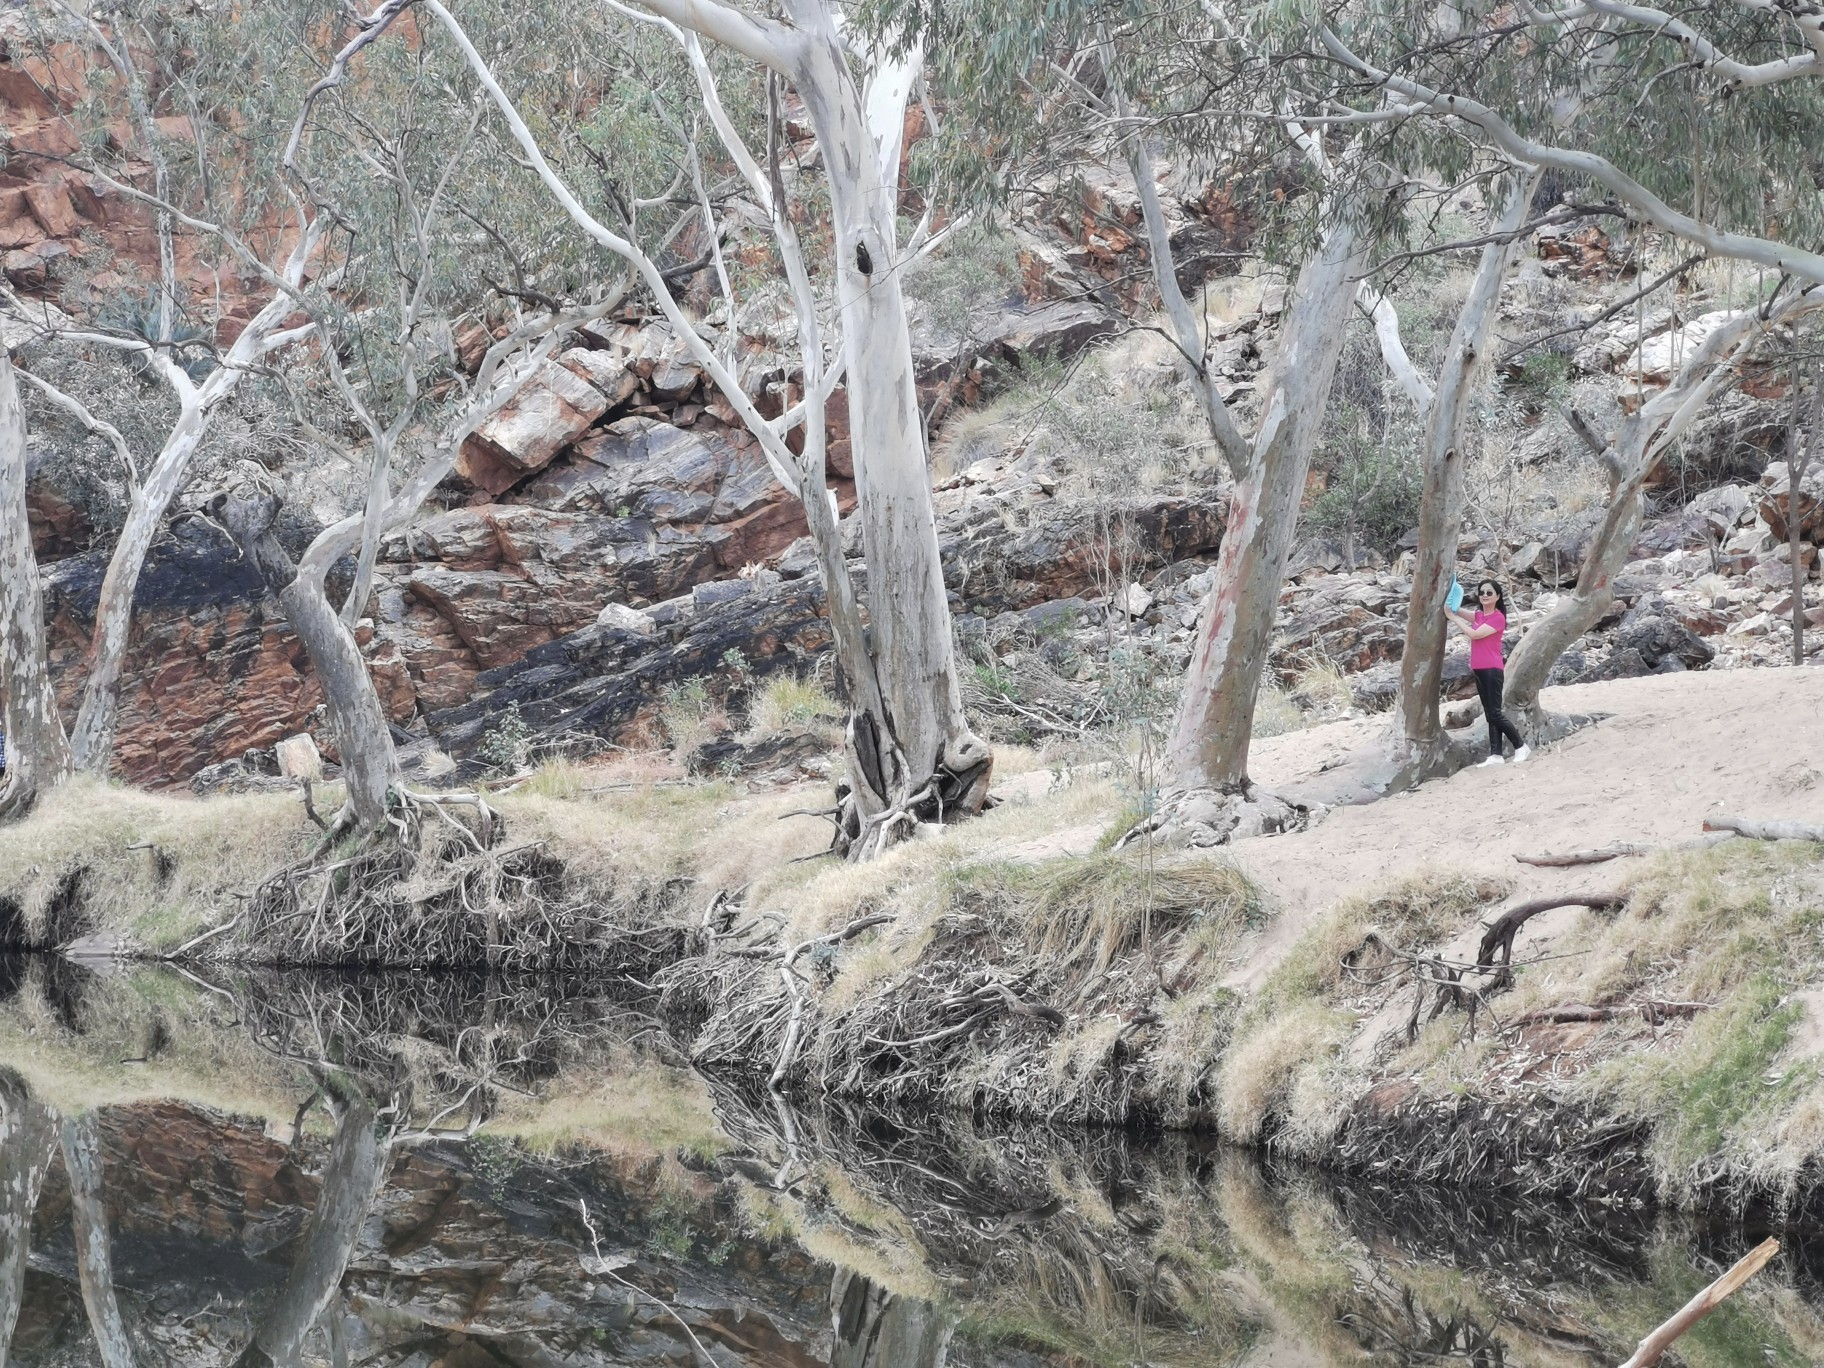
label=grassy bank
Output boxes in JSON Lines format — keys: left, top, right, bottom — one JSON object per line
{"left": 9, "top": 753, "right": 1824, "bottom": 1213}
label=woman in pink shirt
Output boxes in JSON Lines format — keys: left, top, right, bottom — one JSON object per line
{"left": 1448, "top": 579, "right": 1530, "bottom": 768}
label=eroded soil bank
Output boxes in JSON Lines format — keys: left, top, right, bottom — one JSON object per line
{"left": 5, "top": 669, "right": 1824, "bottom": 1222}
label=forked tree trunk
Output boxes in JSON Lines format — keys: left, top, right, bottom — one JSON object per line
{"left": 785, "top": 0, "right": 993, "bottom": 836}
{"left": 234, "top": 1088, "right": 385, "bottom": 1368}
{"left": 60, "top": 1111, "right": 140, "bottom": 1368}
{"left": 66, "top": 394, "right": 206, "bottom": 776}
{"left": 1392, "top": 172, "right": 1537, "bottom": 776}
{"left": 1162, "top": 214, "right": 1368, "bottom": 793}
{"left": 1502, "top": 467, "right": 1646, "bottom": 724}
{"left": 207, "top": 481, "right": 400, "bottom": 831}
{"left": 0, "top": 1069, "right": 59, "bottom": 1363}
{"left": 0, "top": 351, "right": 69, "bottom": 820}
{"left": 1506, "top": 291, "right": 1824, "bottom": 721}
{"left": 830, "top": 1270, "right": 953, "bottom": 1367}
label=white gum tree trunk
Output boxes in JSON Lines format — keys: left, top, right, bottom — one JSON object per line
{"left": 433, "top": 0, "right": 990, "bottom": 854}
{"left": 0, "top": 350, "right": 70, "bottom": 820}
{"left": 60, "top": 1112, "right": 140, "bottom": 1368}
{"left": 1162, "top": 214, "right": 1368, "bottom": 794}
{"left": 782, "top": 0, "right": 992, "bottom": 835}
{"left": 207, "top": 481, "right": 401, "bottom": 832}
{"left": 0, "top": 1069, "right": 59, "bottom": 1363}
{"left": 1391, "top": 171, "right": 1538, "bottom": 775}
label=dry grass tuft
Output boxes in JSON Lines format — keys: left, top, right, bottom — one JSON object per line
{"left": 741, "top": 673, "right": 843, "bottom": 743}
{"left": 0, "top": 777, "right": 317, "bottom": 951}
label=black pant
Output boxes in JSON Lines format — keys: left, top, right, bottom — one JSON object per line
{"left": 1473, "top": 667, "right": 1524, "bottom": 757}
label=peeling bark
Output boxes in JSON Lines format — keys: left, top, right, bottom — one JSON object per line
{"left": 1163, "top": 213, "right": 1368, "bottom": 794}
{"left": 0, "top": 1069, "right": 59, "bottom": 1363}
{"left": 1391, "top": 171, "right": 1538, "bottom": 779}
{"left": 0, "top": 349, "right": 70, "bottom": 820}
{"left": 206, "top": 479, "right": 400, "bottom": 831}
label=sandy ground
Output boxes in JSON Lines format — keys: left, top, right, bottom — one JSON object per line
{"left": 1228, "top": 665, "right": 1824, "bottom": 988}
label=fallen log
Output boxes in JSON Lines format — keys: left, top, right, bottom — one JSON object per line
{"left": 1514, "top": 1000, "right": 1709, "bottom": 1027}
{"left": 1617, "top": 1237, "right": 1778, "bottom": 1368}
{"left": 1703, "top": 815, "right": 1824, "bottom": 842}
{"left": 1514, "top": 843, "right": 1647, "bottom": 867}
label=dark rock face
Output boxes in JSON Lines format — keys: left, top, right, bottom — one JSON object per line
{"left": 430, "top": 577, "right": 836, "bottom": 760}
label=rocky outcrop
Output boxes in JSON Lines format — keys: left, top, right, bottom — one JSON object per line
{"left": 43, "top": 521, "right": 415, "bottom": 784}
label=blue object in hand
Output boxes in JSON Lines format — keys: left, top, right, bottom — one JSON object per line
{"left": 1445, "top": 579, "right": 1464, "bottom": 612}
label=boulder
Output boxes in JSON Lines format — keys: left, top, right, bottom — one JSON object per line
{"left": 457, "top": 357, "right": 613, "bottom": 495}
{"left": 1758, "top": 460, "right": 1824, "bottom": 544}
{"left": 1612, "top": 609, "right": 1715, "bottom": 671}
{"left": 273, "top": 733, "right": 323, "bottom": 780}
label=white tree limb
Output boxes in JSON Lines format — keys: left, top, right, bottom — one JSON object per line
{"left": 13, "top": 367, "right": 140, "bottom": 486}
{"left": 425, "top": 0, "right": 804, "bottom": 492}
{"left": 1356, "top": 285, "right": 1436, "bottom": 413}
{"left": 1319, "top": 28, "right": 1824, "bottom": 286}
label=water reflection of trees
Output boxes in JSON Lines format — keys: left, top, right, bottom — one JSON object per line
{"left": 704, "top": 1080, "right": 1824, "bottom": 1368}
{"left": 9, "top": 960, "right": 1824, "bottom": 1367}
{"left": 0, "top": 961, "right": 618, "bottom": 1368}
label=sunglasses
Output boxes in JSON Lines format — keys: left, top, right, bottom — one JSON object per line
{"left": 1478, "top": 589, "right": 1497, "bottom": 598}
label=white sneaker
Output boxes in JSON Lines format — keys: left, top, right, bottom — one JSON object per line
{"left": 1477, "top": 755, "right": 1505, "bottom": 768}
{"left": 1512, "top": 745, "right": 1531, "bottom": 764}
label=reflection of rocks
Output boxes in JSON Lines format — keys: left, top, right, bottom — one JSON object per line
{"left": 15, "top": 1099, "right": 834, "bottom": 1368}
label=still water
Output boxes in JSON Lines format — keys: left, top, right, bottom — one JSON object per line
{"left": 1, "top": 957, "right": 1821, "bottom": 1367}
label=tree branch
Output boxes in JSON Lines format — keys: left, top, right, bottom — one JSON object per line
{"left": 1319, "top": 28, "right": 1824, "bottom": 286}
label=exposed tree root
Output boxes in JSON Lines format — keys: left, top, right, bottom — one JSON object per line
{"left": 234, "top": 786, "right": 679, "bottom": 971}
{"left": 660, "top": 856, "right": 1254, "bottom": 1124}
{"left": 1114, "top": 783, "right": 1322, "bottom": 851}
{"left": 827, "top": 754, "right": 996, "bottom": 861}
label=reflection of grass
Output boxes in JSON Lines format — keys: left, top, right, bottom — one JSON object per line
{"left": 0, "top": 963, "right": 306, "bottom": 1120}
{"left": 492, "top": 1060, "right": 728, "bottom": 1165}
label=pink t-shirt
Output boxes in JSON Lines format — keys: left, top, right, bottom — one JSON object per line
{"left": 1470, "top": 610, "right": 1506, "bottom": 670}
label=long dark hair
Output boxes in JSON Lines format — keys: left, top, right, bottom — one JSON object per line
{"left": 1474, "top": 579, "right": 1508, "bottom": 615}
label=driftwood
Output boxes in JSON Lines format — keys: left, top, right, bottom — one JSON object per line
{"left": 1703, "top": 815, "right": 1824, "bottom": 842}
{"left": 1617, "top": 1237, "right": 1778, "bottom": 1368}
{"left": 1514, "top": 843, "right": 1647, "bottom": 867}
{"left": 1513, "top": 1000, "right": 1709, "bottom": 1027}
{"left": 1477, "top": 893, "right": 1626, "bottom": 975}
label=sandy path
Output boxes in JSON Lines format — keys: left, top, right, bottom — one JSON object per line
{"left": 1227, "top": 666, "right": 1824, "bottom": 987}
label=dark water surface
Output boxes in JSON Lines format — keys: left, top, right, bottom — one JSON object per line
{"left": 1, "top": 957, "right": 1821, "bottom": 1367}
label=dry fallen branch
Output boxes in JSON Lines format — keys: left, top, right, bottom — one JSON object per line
{"left": 1617, "top": 1237, "right": 1779, "bottom": 1368}
{"left": 1514, "top": 843, "right": 1648, "bottom": 867}
{"left": 1703, "top": 815, "right": 1824, "bottom": 842}
{"left": 1513, "top": 1000, "right": 1710, "bottom": 1028}
{"left": 1478, "top": 893, "right": 1626, "bottom": 978}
